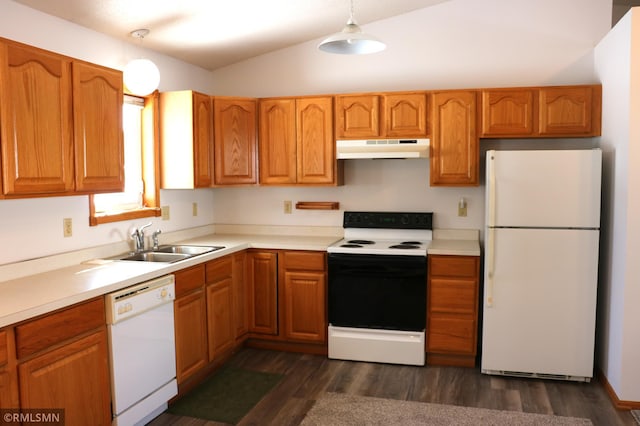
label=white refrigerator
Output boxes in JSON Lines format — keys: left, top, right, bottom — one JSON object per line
{"left": 481, "top": 149, "right": 601, "bottom": 382}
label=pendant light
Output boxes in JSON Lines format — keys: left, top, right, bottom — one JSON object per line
{"left": 318, "top": 0, "right": 386, "bottom": 55}
{"left": 123, "top": 29, "right": 160, "bottom": 96}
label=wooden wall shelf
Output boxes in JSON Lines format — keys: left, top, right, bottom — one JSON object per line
{"left": 295, "top": 202, "right": 339, "bottom": 210}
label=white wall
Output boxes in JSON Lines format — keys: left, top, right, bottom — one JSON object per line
{"left": 594, "top": 7, "right": 640, "bottom": 402}
{"left": 0, "top": 0, "right": 611, "bottom": 266}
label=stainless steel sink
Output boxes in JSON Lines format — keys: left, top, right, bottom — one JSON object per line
{"left": 111, "top": 245, "right": 224, "bottom": 263}
{"left": 155, "top": 245, "right": 224, "bottom": 255}
{"left": 116, "top": 252, "right": 192, "bottom": 263}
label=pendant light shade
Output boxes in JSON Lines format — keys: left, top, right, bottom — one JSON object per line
{"left": 123, "top": 29, "right": 160, "bottom": 96}
{"left": 318, "top": 0, "right": 386, "bottom": 55}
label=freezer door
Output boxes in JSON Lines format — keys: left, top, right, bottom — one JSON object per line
{"left": 481, "top": 228, "right": 599, "bottom": 379}
{"left": 486, "top": 149, "right": 601, "bottom": 228}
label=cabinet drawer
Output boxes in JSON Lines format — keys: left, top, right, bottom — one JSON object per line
{"left": 429, "top": 279, "right": 477, "bottom": 314}
{"left": 429, "top": 255, "right": 478, "bottom": 277}
{"left": 283, "top": 251, "right": 325, "bottom": 271}
{"left": 15, "top": 298, "right": 105, "bottom": 359}
{"left": 427, "top": 316, "right": 476, "bottom": 354}
{"left": 175, "top": 264, "right": 206, "bottom": 297}
{"left": 0, "top": 330, "right": 7, "bottom": 366}
{"left": 206, "top": 256, "right": 233, "bottom": 283}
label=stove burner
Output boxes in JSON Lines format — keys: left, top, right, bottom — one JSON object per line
{"left": 347, "top": 240, "right": 375, "bottom": 245}
{"left": 389, "top": 244, "right": 421, "bottom": 249}
{"left": 340, "top": 244, "right": 364, "bottom": 248}
{"left": 401, "top": 241, "right": 423, "bottom": 245}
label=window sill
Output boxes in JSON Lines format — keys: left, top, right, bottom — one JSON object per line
{"left": 90, "top": 207, "right": 161, "bottom": 226}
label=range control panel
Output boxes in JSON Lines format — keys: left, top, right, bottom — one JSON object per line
{"left": 343, "top": 211, "right": 433, "bottom": 230}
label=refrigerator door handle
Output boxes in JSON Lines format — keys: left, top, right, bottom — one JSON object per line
{"left": 487, "top": 153, "right": 496, "bottom": 227}
{"left": 485, "top": 152, "right": 496, "bottom": 308}
{"left": 486, "top": 227, "right": 495, "bottom": 307}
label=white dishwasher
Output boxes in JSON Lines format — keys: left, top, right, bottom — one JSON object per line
{"left": 106, "top": 274, "right": 177, "bottom": 426}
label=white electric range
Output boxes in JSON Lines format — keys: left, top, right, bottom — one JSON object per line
{"left": 327, "top": 211, "right": 433, "bottom": 366}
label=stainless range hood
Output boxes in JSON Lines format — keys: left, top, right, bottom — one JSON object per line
{"left": 336, "top": 138, "right": 429, "bottom": 159}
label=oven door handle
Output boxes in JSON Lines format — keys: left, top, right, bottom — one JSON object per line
{"left": 332, "top": 265, "right": 423, "bottom": 277}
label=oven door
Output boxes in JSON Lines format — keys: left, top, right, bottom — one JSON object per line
{"left": 328, "top": 253, "right": 426, "bottom": 331}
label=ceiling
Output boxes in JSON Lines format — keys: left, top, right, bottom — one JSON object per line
{"left": 13, "top": 0, "right": 448, "bottom": 71}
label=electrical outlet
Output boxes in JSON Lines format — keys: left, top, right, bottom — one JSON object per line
{"left": 192, "top": 202, "right": 198, "bottom": 216}
{"left": 63, "top": 218, "right": 72, "bottom": 237}
{"left": 161, "top": 205, "right": 170, "bottom": 220}
{"left": 458, "top": 198, "right": 467, "bottom": 217}
{"left": 284, "top": 200, "right": 292, "bottom": 214}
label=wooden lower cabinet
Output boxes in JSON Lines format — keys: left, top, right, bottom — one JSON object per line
{"left": 427, "top": 255, "right": 480, "bottom": 367}
{"left": 232, "top": 252, "right": 249, "bottom": 340}
{"left": 14, "top": 298, "right": 111, "bottom": 425}
{"left": 280, "top": 251, "right": 327, "bottom": 343}
{"left": 206, "top": 257, "right": 235, "bottom": 361}
{"left": 247, "top": 250, "right": 279, "bottom": 335}
{"left": 173, "top": 265, "right": 208, "bottom": 385}
{"left": 0, "top": 328, "right": 19, "bottom": 409}
{"left": 18, "top": 330, "right": 111, "bottom": 425}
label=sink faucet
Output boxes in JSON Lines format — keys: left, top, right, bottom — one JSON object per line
{"left": 131, "top": 222, "right": 152, "bottom": 252}
{"left": 152, "top": 229, "right": 162, "bottom": 250}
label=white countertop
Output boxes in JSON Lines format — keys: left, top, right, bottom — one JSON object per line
{"left": 0, "top": 228, "right": 481, "bottom": 329}
{"left": 0, "top": 233, "right": 340, "bottom": 328}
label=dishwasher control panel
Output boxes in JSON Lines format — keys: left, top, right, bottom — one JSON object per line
{"left": 105, "top": 274, "right": 175, "bottom": 324}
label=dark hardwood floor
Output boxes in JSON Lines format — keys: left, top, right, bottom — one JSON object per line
{"left": 149, "top": 348, "right": 636, "bottom": 426}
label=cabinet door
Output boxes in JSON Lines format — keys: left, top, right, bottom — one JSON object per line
{"left": 382, "top": 93, "right": 428, "bottom": 137}
{"left": 206, "top": 279, "right": 234, "bottom": 361}
{"left": 18, "top": 330, "right": 111, "bottom": 426}
{"left": 281, "top": 270, "right": 326, "bottom": 343}
{"left": 430, "top": 91, "right": 479, "bottom": 186}
{"left": 174, "top": 289, "right": 208, "bottom": 384}
{"left": 214, "top": 97, "right": 257, "bottom": 185}
{"left": 0, "top": 328, "right": 19, "bottom": 409}
{"left": 72, "top": 61, "right": 124, "bottom": 192}
{"left": 296, "top": 97, "right": 335, "bottom": 184}
{"left": 335, "top": 94, "right": 380, "bottom": 138}
{"left": 232, "top": 252, "right": 249, "bottom": 340}
{"left": 0, "top": 40, "right": 73, "bottom": 195}
{"left": 539, "top": 86, "right": 599, "bottom": 136}
{"left": 258, "top": 98, "right": 297, "bottom": 184}
{"left": 247, "top": 251, "right": 278, "bottom": 335}
{"left": 480, "top": 89, "right": 535, "bottom": 137}
{"left": 159, "top": 91, "right": 213, "bottom": 188}
{"left": 193, "top": 92, "right": 214, "bottom": 187}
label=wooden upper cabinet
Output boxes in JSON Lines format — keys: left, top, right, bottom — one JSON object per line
{"left": 72, "top": 61, "right": 124, "bottom": 193}
{"left": 213, "top": 97, "right": 257, "bottom": 185}
{"left": 480, "top": 85, "right": 601, "bottom": 138}
{"left": 296, "top": 97, "right": 335, "bottom": 184}
{"left": 160, "top": 90, "right": 213, "bottom": 188}
{"left": 481, "top": 89, "right": 536, "bottom": 137}
{"left": 0, "top": 39, "right": 74, "bottom": 195}
{"left": 259, "top": 96, "right": 339, "bottom": 185}
{"left": 335, "top": 94, "right": 380, "bottom": 138}
{"left": 335, "top": 92, "right": 428, "bottom": 139}
{"left": 430, "top": 91, "right": 479, "bottom": 186}
{"left": 259, "top": 98, "right": 297, "bottom": 184}
{"left": 539, "top": 85, "right": 600, "bottom": 136}
{"left": 382, "top": 92, "right": 428, "bottom": 137}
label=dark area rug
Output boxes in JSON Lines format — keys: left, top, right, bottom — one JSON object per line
{"left": 167, "top": 366, "right": 283, "bottom": 424}
{"left": 631, "top": 410, "right": 640, "bottom": 425}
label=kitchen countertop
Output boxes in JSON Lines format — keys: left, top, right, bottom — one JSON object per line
{"left": 0, "top": 228, "right": 481, "bottom": 329}
{"left": 0, "top": 233, "right": 340, "bottom": 328}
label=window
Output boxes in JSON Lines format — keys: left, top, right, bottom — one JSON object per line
{"left": 89, "top": 93, "right": 160, "bottom": 226}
